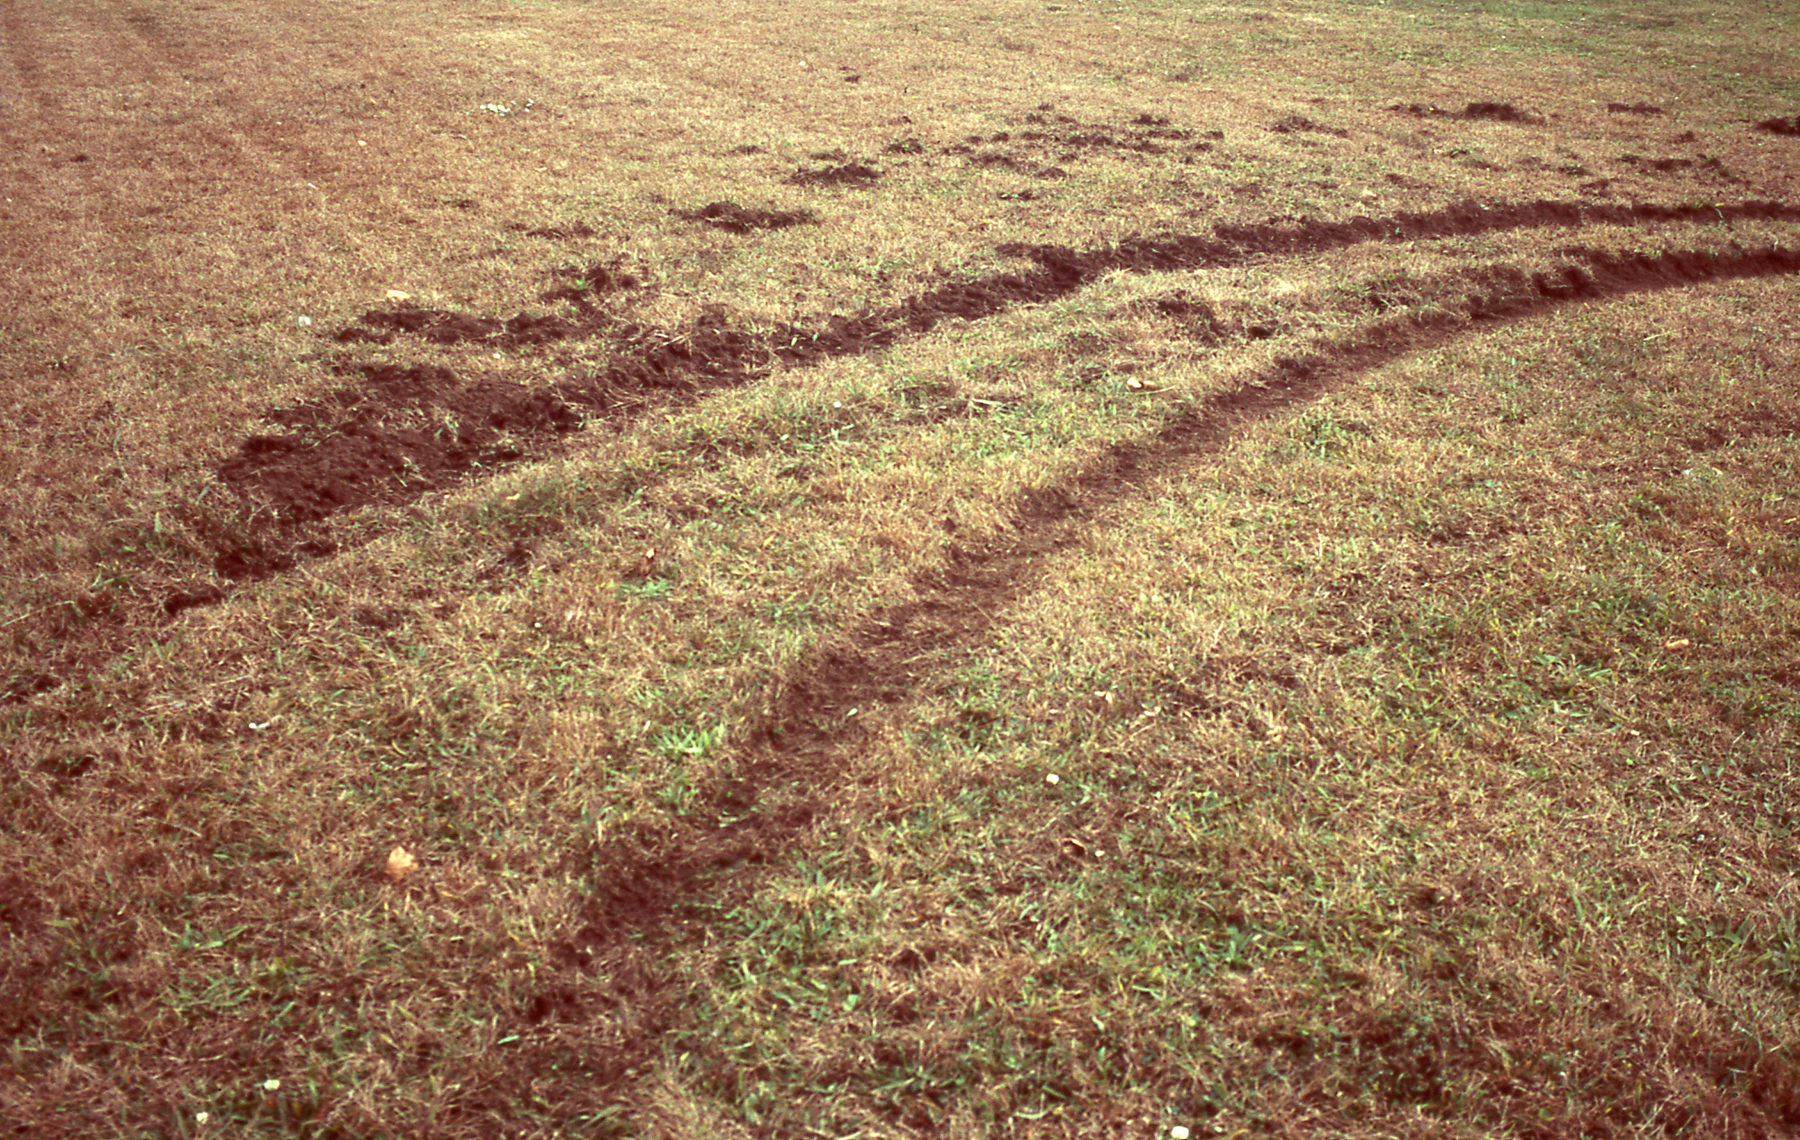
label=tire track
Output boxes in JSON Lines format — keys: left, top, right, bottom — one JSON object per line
{"left": 7, "top": 197, "right": 1798, "bottom": 711}
{"left": 226, "top": 198, "right": 1800, "bottom": 538}
{"left": 542, "top": 240, "right": 1800, "bottom": 1107}
{"left": 203, "top": 198, "right": 1800, "bottom": 585}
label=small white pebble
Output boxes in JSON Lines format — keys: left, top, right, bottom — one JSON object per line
{"left": 195, "top": 1113, "right": 209, "bottom": 1125}
{"left": 263, "top": 1079, "right": 281, "bottom": 1092}
{"left": 1171, "top": 1128, "right": 1190, "bottom": 1140}
{"left": 1046, "top": 773, "right": 1060, "bottom": 785}
{"left": 295, "top": 315, "right": 312, "bottom": 328}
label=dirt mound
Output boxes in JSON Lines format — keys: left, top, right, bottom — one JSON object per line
{"left": 671, "top": 200, "right": 819, "bottom": 232}
{"left": 218, "top": 316, "right": 768, "bottom": 543}
{"left": 1608, "top": 102, "right": 1665, "bottom": 115}
{"left": 1754, "top": 115, "right": 1800, "bottom": 136}
{"left": 1461, "top": 101, "right": 1541, "bottom": 124}
{"left": 934, "top": 113, "right": 1219, "bottom": 172}
{"left": 519, "top": 222, "right": 598, "bottom": 240}
{"left": 217, "top": 365, "right": 584, "bottom": 535}
{"left": 539, "top": 260, "right": 646, "bottom": 311}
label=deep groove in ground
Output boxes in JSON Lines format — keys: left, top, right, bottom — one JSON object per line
{"left": 551, "top": 240, "right": 1800, "bottom": 1093}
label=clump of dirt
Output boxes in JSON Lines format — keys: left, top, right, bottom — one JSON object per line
{"left": 1608, "top": 102, "right": 1665, "bottom": 115}
{"left": 1270, "top": 114, "right": 1348, "bottom": 137}
{"left": 1617, "top": 154, "right": 1740, "bottom": 182}
{"left": 540, "top": 260, "right": 646, "bottom": 311}
{"left": 162, "top": 585, "right": 226, "bottom": 617}
{"left": 337, "top": 306, "right": 583, "bottom": 348}
{"left": 671, "top": 201, "right": 819, "bottom": 232}
{"left": 937, "top": 115, "right": 1216, "bottom": 170}
{"left": 1394, "top": 101, "right": 1543, "bottom": 125}
{"left": 1462, "top": 101, "right": 1542, "bottom": 124}
{"left": 218, "top": 363, "right": 587, "bottom": 535}
{"left": 786, "top": 162, "right": 882, "bottom": 187}
{"left": 1618, "top": 154, "right": 1694, "bottom": 172}
{"left": 220, "top": 313, "right": 772, "bottom": 542}
{"left": 1150, "top": 292, "right": 1224, "bottom": 342}
{"left": 882, "top": 138, "right": 924, "bottom": 155}
{"left": 1754, "top": 115, "right": 1800, "bottom": 136}
{"left": 519, "top": 222, "right": 598, "bottom": 240}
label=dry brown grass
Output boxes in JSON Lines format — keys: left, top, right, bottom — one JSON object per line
{"left": 3, "top": 0, "right": 1799, "bottom": 1136}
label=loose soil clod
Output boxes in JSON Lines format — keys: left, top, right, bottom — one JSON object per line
{"left": 785, "top": 162, "right": 882, "bottom": 187}
{"left": 1393, "top": 100, "right": 1544, "bottom": 125}
{"left": 670, "top": 200, "right": 820, "bottom": 232}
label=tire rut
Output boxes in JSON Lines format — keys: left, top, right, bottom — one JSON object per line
{"left": 549, "top": 240, "right": 1800, "bottom": 1104}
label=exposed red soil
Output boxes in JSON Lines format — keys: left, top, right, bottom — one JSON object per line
{"left": 335, "top": 306, "right": 591, "bottom": 348}
{"left": 933, "top": 110, "right": 1219, "bottom": 176}
{"left": 1608, "top": 102, "right": 1665, "bottom": 116}
{"left": 1755, "top": 115, "right": 1800, "bottom": 136}
{"left": 1615, "top": 154, "right": 1739, "bottom": 182}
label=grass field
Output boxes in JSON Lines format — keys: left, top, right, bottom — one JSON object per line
{"left": 3, "top": 0, "right": 1799, "bottom": 1136}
